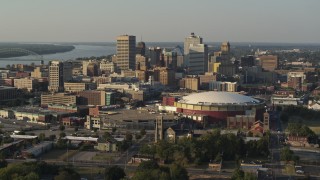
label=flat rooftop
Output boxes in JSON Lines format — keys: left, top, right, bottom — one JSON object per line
{"left": 105, "top": 109, "right": 175, "bottom": 122}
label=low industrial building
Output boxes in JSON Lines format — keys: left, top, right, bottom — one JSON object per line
{"left": 41, "top": 93, "right": 77, "bottom": 106}
{"left": 94, "top": 138, "right": 119, "bottom": 152}
{"left": 271, "top": 96, "right": 303, "bottom": 106}
{"left": 64, "top": 82, "right": 97, "bottom": 93}
{"left": 21, "top": 141, "right": 53, "bottom": 158}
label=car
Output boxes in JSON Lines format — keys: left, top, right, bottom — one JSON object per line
{"left": 296, "top": 170, "right": 304, "bottom": 174}
{"left": 295, "top": 166, "right": 304, "bottom": 174}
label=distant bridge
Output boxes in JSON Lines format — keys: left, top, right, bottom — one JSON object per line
{"left": 0, "top": 48, "right": 43, "bottom": 63}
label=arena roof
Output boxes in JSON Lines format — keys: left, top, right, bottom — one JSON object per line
{"left": 178, "top": 91, "right": 261, "bottom": 105}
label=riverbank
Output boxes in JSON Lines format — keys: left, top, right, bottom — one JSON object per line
{"left": 0, "top": 43, "right": 75, "bottom": 58}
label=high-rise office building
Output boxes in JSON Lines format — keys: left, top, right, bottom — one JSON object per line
{"left": 48, "top": 61, "right": 72, "bottom": 92}
{"left": 184, "top": 33, "right": 203, "bottom": 55}
{"left": 184, "top": 33, "right": 208, "bottom": 75}
{"left": 148, "top": 47, "right": 162, "bottom": 67}
{"left": 105, "top": 92, "right": 115, "bottom": 106}
{"left": 187, "top": 44, "right": 208, "bottom": 75}
{"left": 221, "top": 42, "right": 230, "bottom": 53}
{"left": 155, "top": 67, "right": 175, "bottom": 86}
{"left": 240, "top": 55, "right": 255, "bottom": 67}
{"left": 135, "top": 54, "right": 148, "bottom": 71}
{"left": 136, "top": 41, "right": 146, "bottom": 56}
{"left": 87, "top": 63, "right": 99, "bottom": 77}
{"left": 48, "top": 60, "right": 64, "bottom": 92}
{"left": 162, "top": 50, "right": 177, "bottom": 70}
{"left": 63, "top": 61, "right": 73, "bottom": 82}
{"left": 258, "top": 55, "right": 278, "bottom": 72}
{"left": 116, "top": 35, "right": 136, "bottom": 71}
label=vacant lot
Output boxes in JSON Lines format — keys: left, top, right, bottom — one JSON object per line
{"left": 40, "top": 149, "right": 78, "bottom": 161}
{"left": 71, "top": 151, "right": 97, "bottom": 161}
{"left": 92, "top": 153, "right": 114, "bottom": 162}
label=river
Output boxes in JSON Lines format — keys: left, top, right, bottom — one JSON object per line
{"left": 0, "top": 44, "right": 116, "bottom": 68}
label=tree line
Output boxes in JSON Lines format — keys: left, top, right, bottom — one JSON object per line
{"left": 140, "top": 129, "right": 270, "bottom": 165}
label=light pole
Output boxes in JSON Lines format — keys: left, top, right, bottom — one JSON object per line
{"left": 67, "top": 140, "right": 69, "bottom": 163}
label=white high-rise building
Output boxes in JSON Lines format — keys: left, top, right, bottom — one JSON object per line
{"left": 184, "top": 32, "right": 202, "bottom": 55}
{"left": 184, "top": 33, "right": 208, "bottom": 75}
{"left": 48, "top": 60, "right": 64, "bottom": 92}
{"left": 209, "top": 81, "right": 238, "bottom": 92}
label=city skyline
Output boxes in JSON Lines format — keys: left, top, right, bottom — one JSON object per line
{"left": 0, "top": 0, "right": 319, "bottom": 43}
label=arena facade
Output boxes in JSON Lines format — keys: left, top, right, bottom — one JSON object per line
{"left": 173, "top": 91, "right": 265, "bottom": 124}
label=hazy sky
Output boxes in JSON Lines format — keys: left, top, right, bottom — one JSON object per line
{"left": 1, "top": 0, "right": 319, "bottom": 43}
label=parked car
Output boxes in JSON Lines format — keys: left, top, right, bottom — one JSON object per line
{"left": 295, "top": 166, "right": 304, "bottom": 174}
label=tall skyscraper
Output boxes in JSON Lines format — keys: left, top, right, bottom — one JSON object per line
{"left": 136, "top": 41, "right": 146, "bottom": 56}
{"left": 148, "top": 47, "right": 162, "bottom": 67}
{"left": 48, "top": 60, "right": 72, "bottom": 92}
{"left": 116, "top": 35, "right": 136, "bottom": 71}
{"left": 184, "top": 32, "right": 203, "bottom": 55}
{"left": 221, "top": 41, "right": 230, "bottom": 53}
{"left": 184, "top": 33, "right": 208, "bottom": 75}
{"left": 48, "top": 60, "right": 64, "bottom": 92}
{"left": 188, "top": 44, "right": 208, "bottom": 75}
{"left": 63, "top": 61, "right": 72, "bottom": 82}
{"left": 162, "top": 49, "right": 177, "bottom": 70}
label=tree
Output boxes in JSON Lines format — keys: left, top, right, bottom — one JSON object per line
{"left": 103, "top": 132, "right": 112, "bottom": 141}
{"left": 24, "top": 172, "right": 40, "bottom": 180}
{"left": 280, "top": 112, "right": 289, "bottom": 122}
{"left": 156, "top": 140, "right": 175, "bottom": 163}
{"left": 117, "top": 141, "right": 130, "bottom": 152}
{"left": 59, "top": 132, "right": 66, "bottom": 138}
{"left": 280, "top": 146, "right": 294, "bottom": 161}
{"left": 140, "top": 128, "right": 146, "bottom": 136}
{"left": 112, "top": 127, "right": 117, "bottom": 133}
{"left": 135, "top": 134, "right": 142, "bottom": 140}
{"left": 170, "top": 163, "right": 189, "bottom": 180}
{"left": 59, "top": 125, "right": 65, "bottom": 131}
{"left": 244, "top": 172, "right": 256, "bottom": 180}
{"left": 137, "top": 160, "right": 159, "bottom": 171}
{"left": 0, "top": 159, "right": 7, "bottom": 169}
{"left": 54, "top": 168, "right": 80, "bottom": 180}
{"left": 125, "top": 132, "right": 133, "bottom": 141}
{"left": 49, "top": 135, "right": 56, "bottom": 141}
{"left": 287, "top": 123, "right": 316, "bottom": 137}
{"left": 132, "top": 161, "right": 171, "bottom": 180}
{"left": 231, "top": 168, "right": 245, "bottom": 180}
{"left": 139, "top": 144, "right": 156, "bottom": 158}
{"left": 0, "top": 161, "right": 59, "bottom": 179}
{"left": 39, "top": 133, "right": 46, "bottom": 141}
{"left": 105, "top": 165, "right": 126, "bottom": 180}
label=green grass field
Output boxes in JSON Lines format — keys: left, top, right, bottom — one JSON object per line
{"left": 282, "top": 163, "right": 295, "bottom": 175}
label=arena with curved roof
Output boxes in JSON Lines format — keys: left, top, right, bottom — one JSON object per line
{"left": 174, "top": 91, "right": 265, "bottom": 123}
